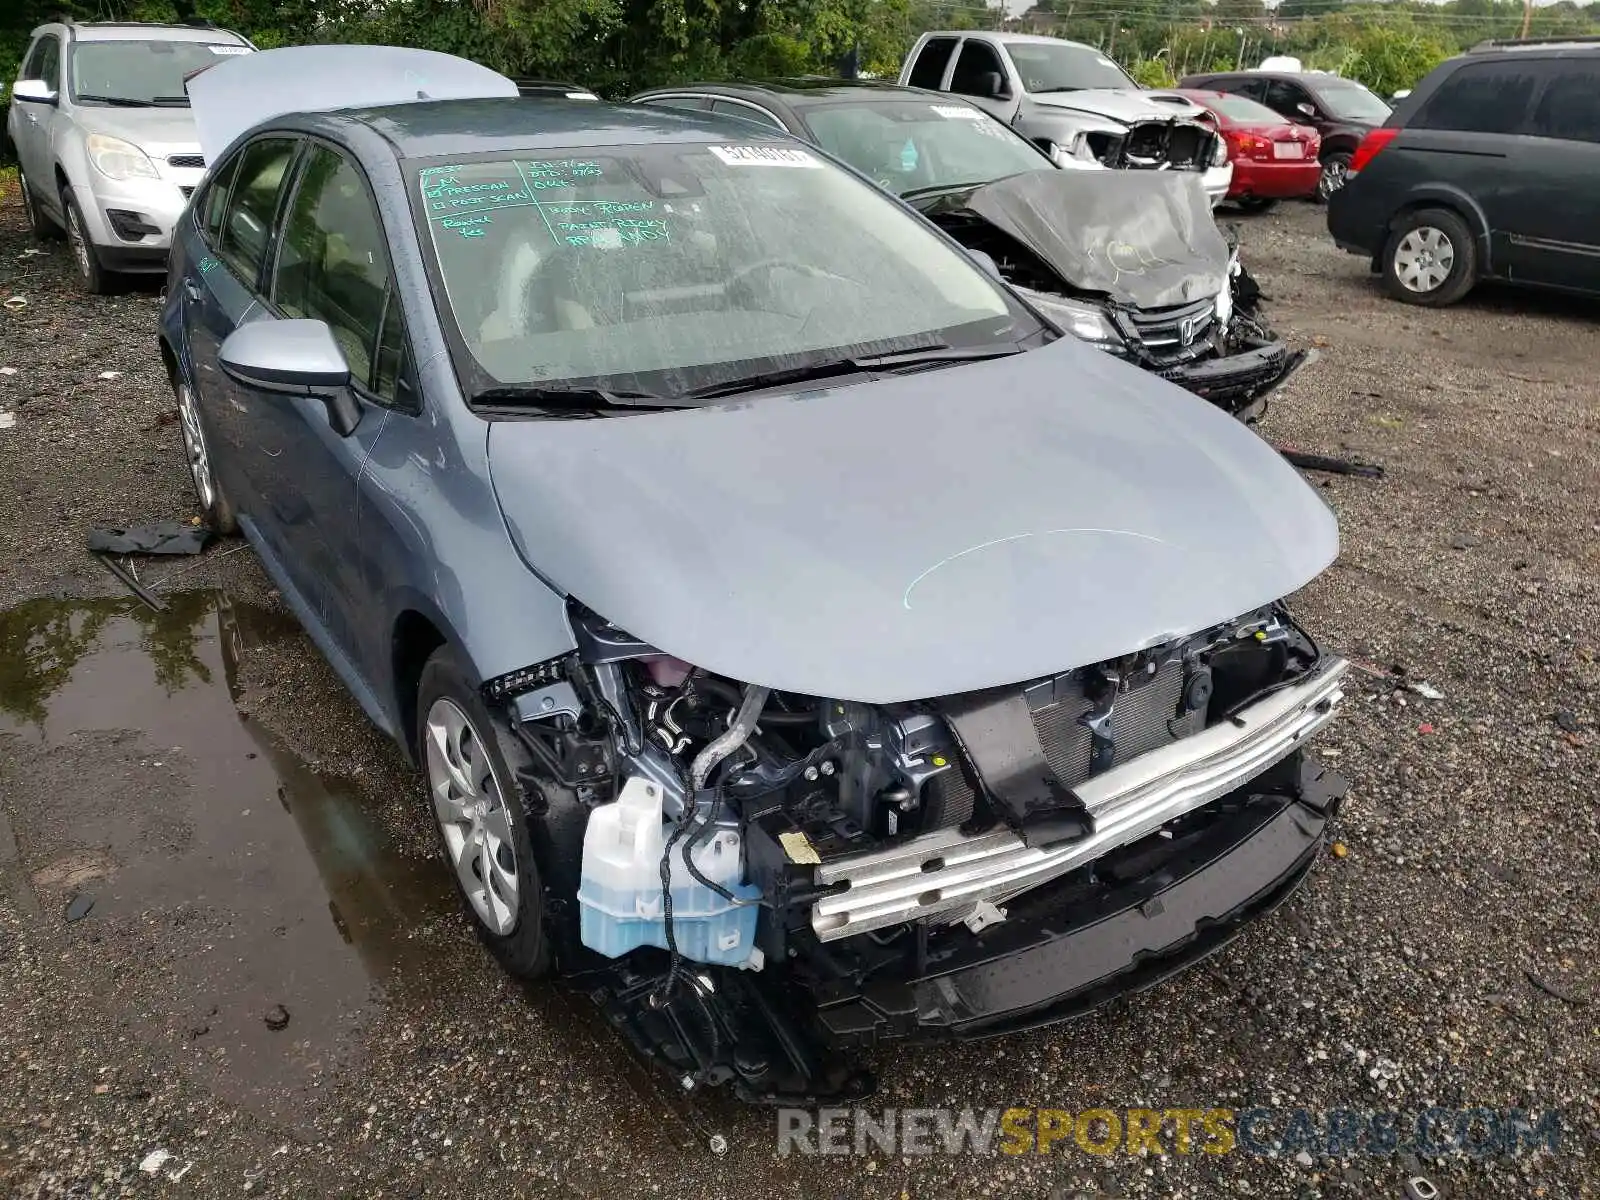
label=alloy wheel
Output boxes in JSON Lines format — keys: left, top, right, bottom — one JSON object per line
{"left": 1317, "top": 157, "right": 1348, "bottom": 201}
{"left": 424, "top": 697, "right": 520, "bottom": 935}
{"left": 174, "top": 383, "right": 217, "bottom": 512}
{"left": 1393, "top": 226, "right": 1455, "bottom": 294}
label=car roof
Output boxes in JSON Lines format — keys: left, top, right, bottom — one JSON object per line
{"left": 923, "top": 31, "right": 1097, "bottom": 49}
{"left": 340, "top": 97, "right": 791, "bottom": 158}
{"left": 39, "top": 21, "right": 250, "bottom": 45}
{"left": 635, "top": 78, "right": 962, "bottom": 107}
{"left": 1466, "top": 36, "right": 1600, "bottom": 56}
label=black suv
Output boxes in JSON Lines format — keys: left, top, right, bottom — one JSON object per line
{"left": 1327, "top": 39, "right": 1600, "bottom": 307}
{"left": 1178, "top": 69, "right": 1393, "bottom": 200}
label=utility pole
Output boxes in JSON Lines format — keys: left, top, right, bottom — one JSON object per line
{"left": 1519, "top": 0, "right": 1533, "bottom": 40}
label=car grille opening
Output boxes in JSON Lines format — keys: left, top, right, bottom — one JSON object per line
{"left": 167, "top": 154, "right": 206, "bottom": 169}
{"left": 925, "top": 659, "right": 1204, "bottom": 830}
{"left": 1115, "top": 297, "right": 1219, "bottom": 366}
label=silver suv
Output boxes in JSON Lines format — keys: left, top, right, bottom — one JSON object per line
{"left": 6, "top": 20, "right": 253, "bottom": 292}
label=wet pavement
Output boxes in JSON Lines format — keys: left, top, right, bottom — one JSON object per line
{"left": 0, "top": 591, "right": 455, "bottom": 1131}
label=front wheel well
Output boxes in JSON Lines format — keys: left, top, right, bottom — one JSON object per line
{"left": 393, "top": 610, "right": 447, "bottom": 762}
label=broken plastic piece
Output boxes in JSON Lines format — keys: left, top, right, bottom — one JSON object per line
{"left": 87, "top": 522, "right": 215, "bottom": 556}
{"left": 963, "top": 899, "right": 1008, "bottom": 933}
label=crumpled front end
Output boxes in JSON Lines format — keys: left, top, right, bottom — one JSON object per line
{"left": 921, "top": 171, "right": 1311, "bottom": 420}
{"left": 495, "top": 600, "right": 1347, "bottom": 1102}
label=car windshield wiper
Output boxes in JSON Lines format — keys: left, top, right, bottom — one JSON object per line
{"left": 686, "top": 343, "right": 1024, "bottom": 399}
{"left": 1032, "top": 86, "right": 1086, "bottom": 94}
{"left": 76, "top": 94, "right": 157, "bottom": 107}
{"left": 469, "top": 385, "right": 684, "bottom": 415}
{"left": 900, "top": 180, "right": 992, "bottom": 201}
{"left": 151, "top": 95, "right": 192, "bottom": 107}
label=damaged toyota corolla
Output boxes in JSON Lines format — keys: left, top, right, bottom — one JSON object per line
{"left": 164, "top": 47, "right": 1350, "bottom": 1103}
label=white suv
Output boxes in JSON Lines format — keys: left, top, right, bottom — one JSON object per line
{"left": 6, "top": 20, "right": 253, "bottom": 292}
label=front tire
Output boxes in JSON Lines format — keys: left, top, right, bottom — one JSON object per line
{"left": 417, "top": 646, "right": 553, "bottom": 980}
{"left": 61, "top": 187, "right": 112, "bottom": 294}
{"left": 1382, "top": 208, "right": 1477, "bottom": 307}
{"left": 1315, "top": 151, "right": 1352, "bottom": 203}
{"left": 18, "top": 169, "right": 62, "bottom": 238}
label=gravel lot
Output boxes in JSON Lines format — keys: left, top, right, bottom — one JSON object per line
{"left": 1, "top": 178, "right": 1597, "bottom": 1200}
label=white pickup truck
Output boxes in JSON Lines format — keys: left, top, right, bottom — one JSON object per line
{"left": 898, "top": 31, "right": 1233, "bottom": 205}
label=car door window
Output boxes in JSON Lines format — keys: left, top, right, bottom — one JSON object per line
{"left": 1528, "top": 62, "right": 1600, "bottom": 144}
{"left": 272, "top": 145, "right": 407, "bottom": 405}
{"left": 216, "top": 137, "right": 298, "bottom": 287}
{"left": 1264, "top": 79, "right": 1310, "bottom": 117}
{"left": 1411, "top": 61, "right": 1537, "bottom": 135}
{"left": 200, "top": 154, "right": 241, "bottom": 245}
{"left": 30, "top": 36, "right": 62, "bottom": 90}
{"left": 709, "top": 99, "right": 785, "bottom": 130}
{"left": 949, "top": 41, "right": 1008, "bottom": 99}
{"left": 643, "top": 95, "right": 709, "bottom": 112}
{"left": 907, "top": 36, "right": 958, "bottom": 89}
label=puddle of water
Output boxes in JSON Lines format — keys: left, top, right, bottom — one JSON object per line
{"left": 0, "top": 590, "right": 456, "bottom": 1119}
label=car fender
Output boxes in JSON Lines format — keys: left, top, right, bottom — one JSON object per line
{"left": 1389, "top": 182, "right": 1494, "bottom": 273}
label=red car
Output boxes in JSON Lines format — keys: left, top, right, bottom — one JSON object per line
{"left": 1171, "top": 89, "right": 1322, "bottom": 211}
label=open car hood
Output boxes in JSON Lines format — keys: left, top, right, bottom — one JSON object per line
{"left": 1028, "top": 88, "right": 1205, "bottom": 125}
{"left": 186, "top": 45, "right": 518, "bottom": 164}
{"left": 948, "top": 170, "right": 1231, "bottom": 308}
{"left": 487, "top": 337, "right": 1338, "bottom": 703}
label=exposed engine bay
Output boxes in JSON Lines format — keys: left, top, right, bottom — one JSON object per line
{"left": 916, "top": 168, "right": 1311, "bottom": 420}
{"left": 488, "top": 600, "right": 1349, "bottom": 1100}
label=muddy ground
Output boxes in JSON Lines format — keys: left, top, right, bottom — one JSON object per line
{"left": 0, "top": 181, "right": 1596, "bottom": 1200}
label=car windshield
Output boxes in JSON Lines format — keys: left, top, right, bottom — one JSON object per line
{"left": 1202, "top": 93, "right": 1289, "bottom": 125}
{"left": 415, "top": 142, "right": 1038, "bottom": 399}
{"left": 805, "top": 99, "right": 1050, "bottom": 194}
{"left": 1006, "top": 43, "right": 1136, "bottom": 93}
{"left": 1314, "top": 78, "right": 1391, "bottom": 123}
{"left": 70, "top": 40, "right": 249, "bottom": 105}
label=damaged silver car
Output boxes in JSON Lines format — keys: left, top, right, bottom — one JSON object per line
{"left": 630, "top": 82, "right": 1308, "bottom": 420}
{"left": 162, "top": 47, "right": 1350, "bottom": 1103}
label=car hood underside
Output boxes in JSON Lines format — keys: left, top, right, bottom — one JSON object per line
{"left": 928, "top": 170, "right": 1231, "bottom": 309}
{"left": 487, "top": 337, "right": 1338, "bottom": 703}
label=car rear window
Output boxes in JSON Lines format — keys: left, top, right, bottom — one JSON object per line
{"left": 413, "top": 142, "right": 1031, "bottom": 399}
{"left": 1201, "top": 93, "right": 1290, "bottom": 125}
{"left": 1411, "top": 60, "right": 1538, "bottom": 135}
{"left": 1527, "top": 61, "right": 1600, "bottom": 143}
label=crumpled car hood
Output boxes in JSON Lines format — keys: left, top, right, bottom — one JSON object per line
{"left": 951, "top": 169, "right": 1230, "bottom": 308}
{"left": 1028, "top": 88, "right": 1204, "bottom": 126}
{"left": 487, "top": 337, "right": 1337, "bottom": 703}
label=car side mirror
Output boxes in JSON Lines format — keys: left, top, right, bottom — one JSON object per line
{"left": 977, "top": 71, "right": 1007, "bottom": 100}
{"left": 13, "top": 78, "right": 59, "bottom": 105}
{"left": 219, "top": 319, "right": 361, "bottom": 436}
{"left": 967, "top": 249, "right": 1002, "bottom": 279}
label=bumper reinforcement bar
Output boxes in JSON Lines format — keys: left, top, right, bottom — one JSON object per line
{"left": 811, "top": 657, "right": 1348, "bottom": 941}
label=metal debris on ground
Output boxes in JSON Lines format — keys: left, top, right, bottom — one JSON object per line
{"left": 0, "top": 412, "right": 15, "bottom": 430}
{"left": 98, "top": 370, "right": 123, "bottom": 380}
{"left": 1525, "top": 969, "right": 1588, "bottom": 1006}
{"left": 1403, "top": 1176, "right": 1441, "bottom": 1200}
{"left": 1410, "top": 682, "right": 1445, "bottom": 701}
{"left": 92, "top": 553, "right": 167, "bottom": 612}
{"left": 1275, "top": 446, "right": 1386, "bottom": 478}
{"left": 2, "top": 296, "right": 25, "bottom": 311}
{"left": 0, "top": 365, "right": 16, "bottom": 375}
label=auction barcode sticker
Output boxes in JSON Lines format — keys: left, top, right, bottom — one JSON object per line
{"left": 708, "top": 145, "right": 822, "bottom": 168}
{"left": 206, "top": 44, "right": 252, "bottom": 54}
{"left": 931, "top": 104, "right": 986, "bottom": 120}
